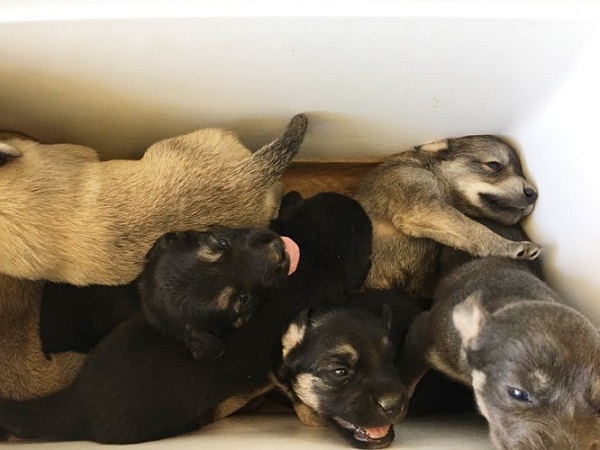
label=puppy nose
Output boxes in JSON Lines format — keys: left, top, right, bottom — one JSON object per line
{"left": 377, "top": 393, "right": 406, "bottom": 418}
{"left": 523, "top": 187, "right": 538, "bottom": 205}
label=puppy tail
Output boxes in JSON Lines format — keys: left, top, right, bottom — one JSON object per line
{"left": 251, "top": 113, "right": 308, "bottom": 177}
{"left": 0, "top": 390, "right": 84, "bottom": 442}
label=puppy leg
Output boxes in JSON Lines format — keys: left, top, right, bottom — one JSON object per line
{"left": 0, "top": 275, "right": 86, "bottom": 399}
{"left": 397, "top": 311, "right": 432, "bottom": 398}
{"left": 293, "top": 401, "right": 328, "bottom": 427}
{"left": 392, "top": 203, "right": 541, "bottom": 260}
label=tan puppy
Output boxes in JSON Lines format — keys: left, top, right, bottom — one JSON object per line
{"left": 0, "top": 114, "right": 307, "bottom": 285}
{"left": 354, "top": 135, "right": 541, "bottom": 297}
{"left": 0, "top": 115, "right": 307, "bottom": 399}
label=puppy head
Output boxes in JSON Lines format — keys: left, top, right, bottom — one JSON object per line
{"left": 418, "top": 135, "right": 537, "bottom": 225}
{"left": 276, "top": 307, "right": 407, "bottom": 449}
{"left": 139, "top": 227, "right": 293, "bottom": 337}
{"left": 271, "top": 191, "right": 373, "bottom": 290}
{"left": 453, "top": 294, "right": 600, "bottom": 449}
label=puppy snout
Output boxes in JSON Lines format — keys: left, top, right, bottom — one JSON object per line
{"left": 523, "top": 186, "right": 538, "bottom": 205}
{"left": 377, "top": 393, "right": 406, "bottom": 419}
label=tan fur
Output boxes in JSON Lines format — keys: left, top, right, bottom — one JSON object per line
{"left": 282, "top": 161, "right": 377, "bottom": 197}
{"left": 0, "top": 275, "right": 85, "bottom": 400}
{"left": 293, "top": 401, "right": 328, "bottom": 427}
{"left": 0, "top": 115, "right": 307, "bottom": 399}
{"left": 0, "top": 115, "right": 307, "bottom": 285}
{"left": 353, "top": 135, "right": 541, "bottom": 297}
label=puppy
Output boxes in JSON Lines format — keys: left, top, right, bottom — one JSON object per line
{"left": 398, "top": 224, "right": 600, "bottom": 449}
{"left": 138, "top": 227, "right": 296, "bottom": 362}
{"left": 0, "top": 115, "right": 306, "bottom": 399}
{"left": 353, "top": 135, "right": 541, "bottom": 297}
{"left": 273, "top": 307, "right": 407, "bottom": 449}
{"left": 0, "top": 114, "right": 307, "bottom": 285}
{"left": 0, "top": 192, "right": 372, "bottom": 444}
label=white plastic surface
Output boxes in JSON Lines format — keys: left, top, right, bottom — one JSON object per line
{"left": 0, "top": 1, "right": 599, "bottom": 448}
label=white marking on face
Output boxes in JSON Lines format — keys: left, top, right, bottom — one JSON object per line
{"left": 471, "top": 370, "right": 490, "bottom": 420}
{"left": 281, "top": 322, "right": 306, "bottom": 358}
{"left": 294, "top": 374, "right": 322, "bottom": 412}
{"left": 455, "top": 179, "right": 499, "bottom": 207}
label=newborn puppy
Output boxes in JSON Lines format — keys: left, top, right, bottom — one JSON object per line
{"left": 138, "top": 227, "right": 296, "bottom": 362}
{"left": 0, "top": 192, "right": 372, "bottom": 444}
{"left": 399, "top": 222, "right": 600, "bottom": 450}
{"left": 273, "top": 307, "right": 408, "bottom": 449}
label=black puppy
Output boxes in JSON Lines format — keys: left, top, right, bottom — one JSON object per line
{"left": 42, "top": 226, "right": 294, "bottom": 362}
{"left": 273, "top": 306, "right": 407, "bottom": 449}
{"left": 138, "top": 226, "right": 294, "bottom": 361}
{"left": 0, "top": 192, "right": 372, "bottom": 444}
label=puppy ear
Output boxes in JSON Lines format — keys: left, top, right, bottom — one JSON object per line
{"left": 276, "top": 191, "right": 306, "bottom": 221}
{"left": 0, "top": 143, "right": 23, "bottom": 166}
{"left": 453, "top": 291, "right": 488, "bottom": 350}
{"left": 414, "top": 138, "right": 449, "bottom": 153}
{"left": 281, "top": 308, "right": 311, "bottom": 359}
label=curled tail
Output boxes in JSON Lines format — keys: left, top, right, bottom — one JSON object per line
{"left": 0, "top": 390, "right": 83, "bottom": 442}
{"left": 251, "top": 113, "right": 308, "bottom": 178}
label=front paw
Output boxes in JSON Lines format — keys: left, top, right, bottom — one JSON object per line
{"left": 509, "top": 241, "right": 542, "bottom": 260}
{"left": 183, "top": 326, "right": 225, "bottom": 362}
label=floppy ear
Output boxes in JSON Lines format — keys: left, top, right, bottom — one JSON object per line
{"left": 0, "top": 143, "right": 23, "bottom": 166}
{"left": 414, "top": 138, "right": 449, "bottom": 153}
{"left": 281, "top": 308, "right": 311, "bottom": 359}
{"left": 452, "top": 291, "right": 488, "bottom": 350}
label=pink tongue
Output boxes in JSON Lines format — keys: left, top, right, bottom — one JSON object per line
{"left": 364, "top": 425, "right": 391, "bottom": 439}
{"left": 280, "top": 236, "right": 300, "bottom": 275}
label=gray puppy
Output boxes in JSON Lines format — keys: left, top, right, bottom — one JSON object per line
{"left": 354, "top": 135, "right": 541, "bottom": 297}
{"left": 399, "top": 224, "right": 600, "bottom": 450}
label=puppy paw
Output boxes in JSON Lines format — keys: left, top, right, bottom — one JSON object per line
{"left": 184, "top": 327, "right": 225, "bottom": 363}
{"left": 510, "top": 241, "right": 542, "bottom": 260}
{"left": 293, "top": 402, "right": 328, "bottom": 427}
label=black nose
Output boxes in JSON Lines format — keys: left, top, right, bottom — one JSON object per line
{"left": 377, "top": 393, "right": 406, "bottom": 418}
{"left": 523, "top": 187, "right": 538, "bottom": 205}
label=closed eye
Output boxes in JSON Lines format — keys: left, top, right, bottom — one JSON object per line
{"left": 485, "top": 161, "right": 503, "bottom": 173}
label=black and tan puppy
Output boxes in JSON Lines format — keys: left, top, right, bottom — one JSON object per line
{"left": 354, "top": 135, "right": 541, "bottom": 297}
{"left": 138, "top": 227, "right": 296, "bottom": 362}
{"left": 0, "top": 191, "right": 372, "bottom": 444}
{"left": 273, "top": 307, "right": 407, "bottom": 449}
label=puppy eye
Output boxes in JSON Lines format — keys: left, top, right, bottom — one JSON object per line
{"left": 216, "top": 237, "right": 229, "bottom": 249}
{"left": 238, "top": 291, "right": 249, "bottom": 306}
{"left": 485, "top": 161, "right": 503, "bottom": 172}
{"left": 507, "top": 387, "right": 532, "bottom": 403}
{"left": 333, "top": 367, "right": 350, "bottom": 377}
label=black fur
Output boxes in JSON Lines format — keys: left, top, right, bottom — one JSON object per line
{"left": 274, "top": 306, "right": 407, "bottom": 449}
{"left": 0, "top": 191, "right": 372, "bottom": 444}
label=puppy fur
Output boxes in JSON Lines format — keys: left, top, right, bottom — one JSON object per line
{"left": 0, "top": 115, "right": 307, "bottom": 285}
{"left": 273, "top": 307, "right": 407, "bottom": 449}
{"left": 0, "top": 115, "right": 306, "bottom": 399}
{"left": 138, "top": 227, "right": 291, "bottom": 362}
{"left": 398, "top": 223, "right": 600, "bottom": 450}
{"left": 0, "top": 192, "right": 373, "bottom": 444}
{"left": 353, "top": 135, "right": 541, "bottom": 297}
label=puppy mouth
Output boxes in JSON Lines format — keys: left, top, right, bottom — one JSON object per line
{"left": 332, "top": 417, "right": 394, "bottom": 449}
{"left": 479, "top": 193, "right": 532, "bottom": 219}
{"left": 280, "top": 236, "right": 300, "bottom": 275}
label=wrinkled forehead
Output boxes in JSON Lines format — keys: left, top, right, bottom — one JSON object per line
{"left": 453, "top": 135, "right": 522, "bottom": 166}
